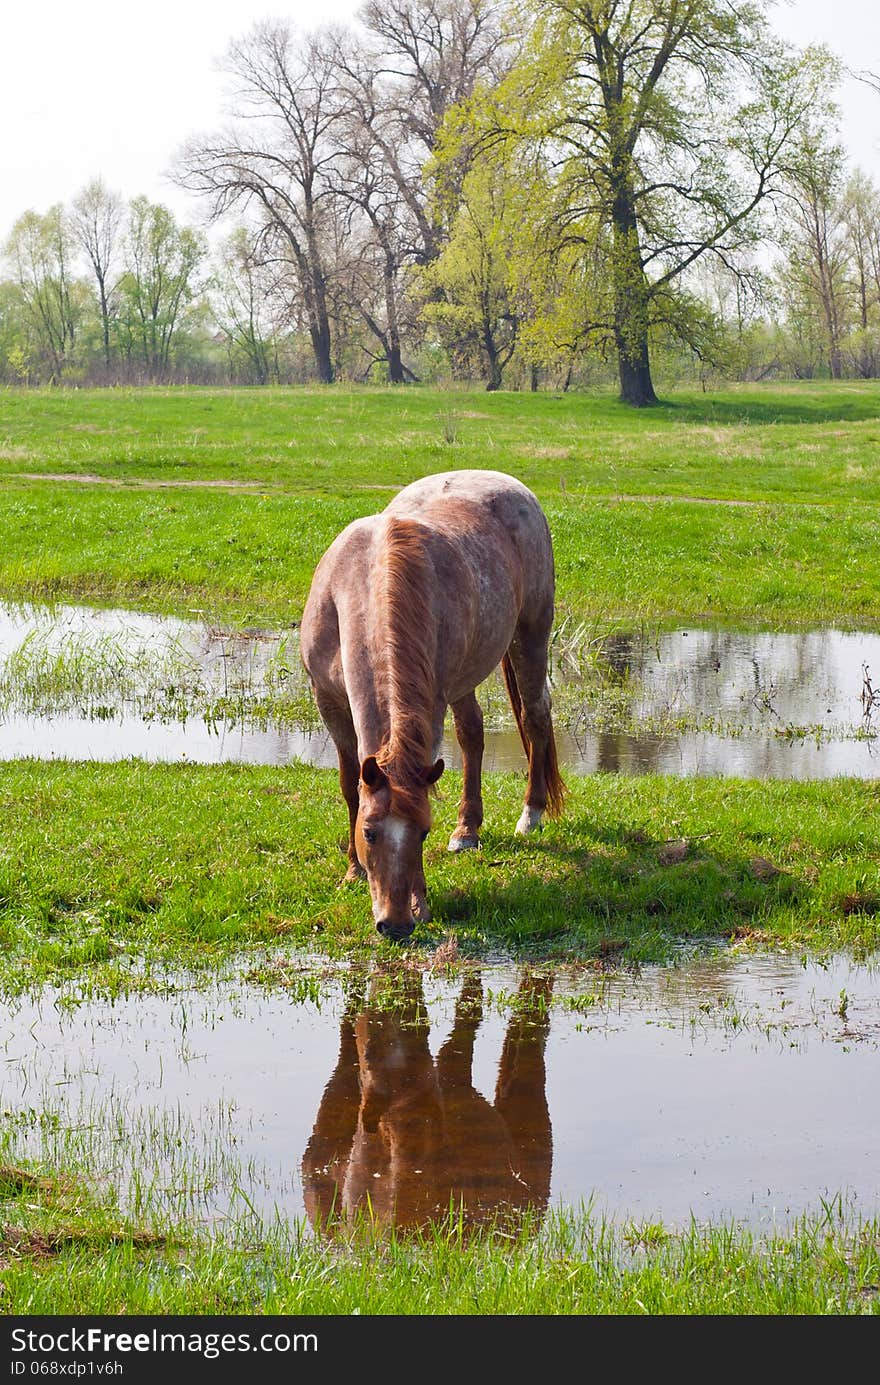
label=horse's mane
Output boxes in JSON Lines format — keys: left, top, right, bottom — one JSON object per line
{"left": 374, "top": 516, "right": 438, "bottom": 825}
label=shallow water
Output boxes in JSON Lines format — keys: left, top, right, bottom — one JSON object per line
{"left": 2, "top": 953, "right": 877, "bottom": 1235}
{"left": 2, "top": 602, "right": 880, "bottom": 779}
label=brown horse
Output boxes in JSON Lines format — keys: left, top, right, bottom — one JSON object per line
{"left": 300, "top": 469, "right": 564, "bottom": 942}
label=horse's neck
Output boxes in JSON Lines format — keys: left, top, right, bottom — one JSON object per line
{"left": 371, "top": 525, "right": 440, "bottom": 766}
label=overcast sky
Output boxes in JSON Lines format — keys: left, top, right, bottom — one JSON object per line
{"left": 2, "top": 0, "right": 878, "bottom": 246}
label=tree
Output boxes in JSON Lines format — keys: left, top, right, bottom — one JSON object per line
{"left": 212, "top": 227, "right": 286, "bottom": 383}
{"left": 842, "top": 170, "right": 880, "bottom": 378}
{"left": 116, "top": 197, "right": 205, "bottom": 379}
{"left": 326, "top": 72, "right": 420, "bottom": 382}
{"left": 449, "top": 1, "right": 839, "bottom": 405}
{"left": 781, "top": 134, "right": 849, "bottom": 380}
{"left": 175, "top": 23, "right": 343, "bottom": 384}
{"left": 4, "top": 205, "right": 84, "bottom": 383}
{"left": 421, "top": 154, "right": 519, "bottom": 387}
{"left": 71, "top": 178, "right": 123, "bottom": 371}
{"left": 352, "top": 0, "right": 510, "bottom": 264}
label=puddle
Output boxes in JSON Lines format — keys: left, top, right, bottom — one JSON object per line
{"left": 1, "top": 602, "right": 880, "bottom": 778}
{"left": 1, "top": 953, "right": 878, "bottom": 1236}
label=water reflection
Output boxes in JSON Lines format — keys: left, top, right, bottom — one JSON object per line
{"left": 0, "top": 954, "right": 878, "bottom": 1232}
{"left": 303, "top": 969, "right": 553, "bottom": 1235}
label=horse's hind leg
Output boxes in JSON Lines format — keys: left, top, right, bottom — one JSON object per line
{"left": 448, "top": 691, "right": 484, "bottom": 853}
{"left": 503, "top": 619, "right": 565, "bottom": 836}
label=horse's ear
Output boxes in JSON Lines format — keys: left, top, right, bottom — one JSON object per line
{"left": 422, "top": 758, "right": 444, "bottom": 786}
{"left": 361, "top": 756, "right": 388, "bottom": 791}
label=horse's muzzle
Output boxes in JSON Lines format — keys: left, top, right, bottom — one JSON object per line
{"left": 377, "top": 918, "right": 415, "bottom": 944}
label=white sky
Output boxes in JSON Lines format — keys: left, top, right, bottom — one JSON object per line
{"left": 1, "top": 0, "right": 878, "bottom": 246}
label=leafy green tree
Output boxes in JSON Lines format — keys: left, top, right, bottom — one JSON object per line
{"left": 4, "top": 205, "right": 86, "bottom": 383}
{"left": 0, "top": 281, "right": 30, "bottom": 383}
{"left": 842, "top": 170, "right": 880, "bottom": 378}
{"left": 777, "top": 132, "right": 850, "bottom": 380}
{"left": 445, "top": 1, "right": 838, "bottom": 405}
{"left": 421, "top": 155, "right": 520, "bottom": 388}
{"left": 116, "top": 197, "right": 205, "bottom": 379}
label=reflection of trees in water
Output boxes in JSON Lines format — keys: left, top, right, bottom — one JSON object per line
{"left": 594, "top": 730, "right": 667, "bottom": 774}
{"left": 302, "top": 968, "right": 553, "bottom": 1236}
{"left": 599, "top": 632, "right": 638, "bottom": 682}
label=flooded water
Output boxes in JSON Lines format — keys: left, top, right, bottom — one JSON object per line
{"left": 1, "top": 602, "right": 880, "bottom": 779}
{"left": 1, "top": 953, "right": 877, "bottom": 1236}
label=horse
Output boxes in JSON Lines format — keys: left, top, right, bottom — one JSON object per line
{"left": 299, "top": 469, "right": 565, "bottom": 942}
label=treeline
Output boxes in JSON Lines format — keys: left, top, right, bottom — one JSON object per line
{"left": 2, "top": 1, "right": 880, "bottom": 400}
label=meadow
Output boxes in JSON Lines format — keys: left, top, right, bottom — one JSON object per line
{"left": 1, "top": 382, "right": 879, "bottom": 627}
{"left": 2, "top": 380, "right": 880, "bottom": 1316}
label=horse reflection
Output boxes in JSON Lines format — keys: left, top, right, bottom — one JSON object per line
{"left": 302, "top": 970, "right": 552, "bottom": 1234}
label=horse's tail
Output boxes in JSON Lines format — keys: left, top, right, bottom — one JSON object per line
{"left": 501, "top": 652, "right": 566, "bottom": 819}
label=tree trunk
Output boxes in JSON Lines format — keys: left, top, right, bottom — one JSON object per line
{"left": 97, "top": 273, "right": 111, "bottom": 369}
{"left": 384, "top": 258, "right": 406, "bottom": 384}
{"left": 611, "top": 181, "right": 658, "bottom": 407}
{"left": 310, "top": 321, "right": 334, "bottom": 384}
{"left": 300, "top": 250, "right": 334, "bottom": 383}
{"left": 485, "top": 349, "right": 503, "bottom": 391}
{"left": 618, "top": 348, "right": 658, "bottom": 407}
{"left": 387, "top": 342, "right": 405, "bottom": 384}
{"left": 483, "top": 316, "right": 503, "bottom": 391}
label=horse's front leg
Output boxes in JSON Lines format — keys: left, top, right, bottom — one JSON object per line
{"left": 313, "top": 687, "right": 365, "bottom": 884}
{"left": 448, "top": 692, "right": 484, "bottom": 853}
{"left": 338, "top": 748, "right": 366, "bottom": 882}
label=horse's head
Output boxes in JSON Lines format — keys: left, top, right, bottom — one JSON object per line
{"left": 356, "top": 754, "right": 444, "bottom": 942}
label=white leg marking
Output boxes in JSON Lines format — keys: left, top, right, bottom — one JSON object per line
{"left": 515, "top": 805, "right": 544, "bottom": 836}
{"left": 448, "top": 833, "right": 480, "bottom": 853}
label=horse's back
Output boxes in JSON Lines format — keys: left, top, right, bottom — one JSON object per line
{"left": 385, "top": 469, "right": 554, "bottom": 610}
{"left": 301, "top": 470, "right": 554, "bottom": 698}
{"left": 385, "top": 470, "right": 548, "bottom": 541}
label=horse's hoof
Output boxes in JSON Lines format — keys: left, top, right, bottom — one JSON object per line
{"left": 448, "top": 832, "right": 480, "bottom": 853}
{"left": 515, "top": 806, "right": 544, "bottom": 836}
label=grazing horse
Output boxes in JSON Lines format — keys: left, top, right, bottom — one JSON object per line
{"left": 300, "top": 469, "right": 564, "bottom": 942}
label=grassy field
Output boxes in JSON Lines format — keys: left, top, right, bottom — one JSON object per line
{"left": 0, "top": 760, "right": 878, "bottom": 994}
{"left": 1, "top": 382, "right": 879, "bottom": 626}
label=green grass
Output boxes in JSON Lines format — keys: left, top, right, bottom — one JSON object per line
{"left": 0, "top": 759, "right": 878, "bottom": 995}
{"left": 1, "top": 1159, "right": 877, "bottom": 1314}
{"left": 1, "top": 381, "right": 879, "bottom": 627}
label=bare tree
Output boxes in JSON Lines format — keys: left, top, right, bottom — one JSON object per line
{"left": 175, "top": 23, "right": 343, "bottom": 384}
{"left": 341, "top": 0, "right": 510, "bottom": 265}
{"left": 326, "top": 62, "right": 420, "bottom": 382}
{"left": 71, "top": 178, "right": 123, "bottom": 371}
